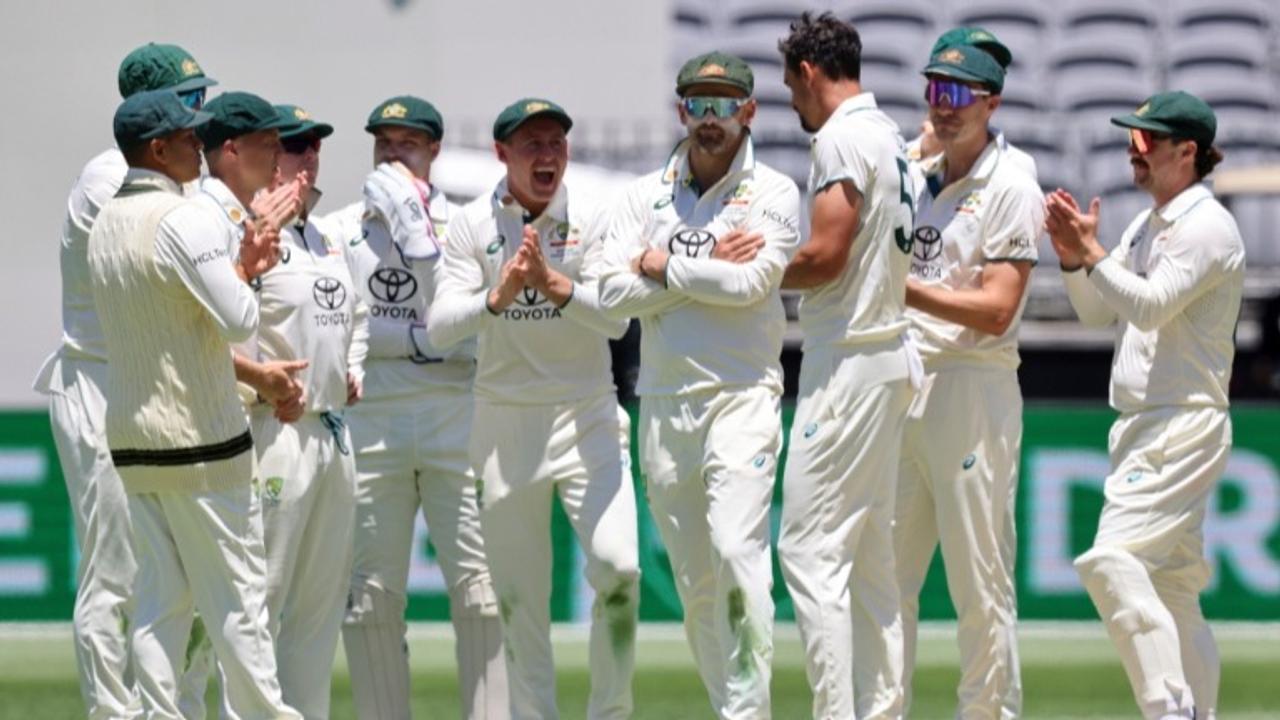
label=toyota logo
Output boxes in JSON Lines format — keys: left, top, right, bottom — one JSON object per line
{"left": 668, "top": 228, "right": 717, "bottom": 258}
{"left": 313, "top": 277, "right": 347, "bottom": 310}
{"left": 368, "top": 268, "right": 418, "bottom": 303}
{"left": 513, "top": 286, "right": 548, "bottom": 307}
{"left": 912, "top": 226, "right": 943, "bottom": 263}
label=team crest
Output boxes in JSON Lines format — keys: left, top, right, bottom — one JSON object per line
{"left": 381, "top": 102, "right": 409, "bottom": 119}
{"left": 264, "top": 476, "right": 285, "bottom": 504}
{"left": 524, "top": 101, "right": 550, "bottom": 114}
{"left": 227, "top": 206, "right": 244, "bottom": 224}
{"left": 956, "top": 192, "right": 983, "bottom": 215}
{"left": 293, "top": 107, "right": 311, "bottom": 120}
{"left": 1135, "top": 102, "right": 1151, "bottom": 117}
{"left": 938, "top": 48, "right": 965, "bottom": 64}
{"left": 698, "top": 63, "right": 726, "bottom": 78}
{"left": 181, "top": 58, "right": 201, "bottom": 77}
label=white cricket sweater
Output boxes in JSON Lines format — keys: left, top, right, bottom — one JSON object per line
{"left": 87, "top": 169, "right": 258, "bottom": 493}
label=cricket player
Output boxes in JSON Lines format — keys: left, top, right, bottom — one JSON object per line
{"left": 429, "top": 98, "right": 639, "bottom": 720}
{"left": 30, "top": 43, "right": 217, "bottom": 719}
{"left": 774, "top": 13, "right": 920, "bottom": 719}
{"left": 895, "top": 45, "right": 1043, "bottom": 720}
{"left": 192, "top": 92, "right": 313, "bottom": 417}
{"left": 86, "top": 88, "right": 300, "bottom": 719}
{"left": 328, "top": 96, "right": 508, "bottom": 719}
{"left": 1046, "top": 91, "right": 1243, "bottom": 720}
{"left": 236, "top": 104, "right": 370, "bottom": 719}
{"left": 597, "top": 52, "right": 801, "bottom": 719}
{"left": 907, "top": 28, "right": 1037, "bottom": 182}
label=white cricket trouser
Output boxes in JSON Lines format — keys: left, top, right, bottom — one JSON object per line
{"left": 641, "top": 385, "right": 781, "bottom": 720}
{"left": 253, "top": 408, "right": 355, "bottom": 719}
{"left": 470, "top": 392, "right": 639, "bottom": 720}
{"left": 895, "top": 365, "right": 1022, "bottom": 720}
{"left": 44, "top": 356, "right": 212, "bottom": 720}
{"left": 344, "top": 387, "right": 507, "bottom": 720}
{"left": 1075, "top": 406, "right": 1229, "bottom": 720}
{"left": 778, "top": 338, "right": 916, "bottom": 720}
{"left": 128, "top": 481, "right": 300, "bottom": 720}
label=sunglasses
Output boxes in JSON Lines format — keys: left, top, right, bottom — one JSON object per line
{"left": 924, "top": 78, "right": 991, "bottom": 108}
{"left": 681, "top": 96, "right": 746, "bottom": 119}
{"left": 1128, "top": 128, "right": 1170, "bottom": 155}
{"left": 281, "top": 135, "right": 322, "bottom": 155}
{"left": 178, "top": 88, "right": 206, "bottom": 110}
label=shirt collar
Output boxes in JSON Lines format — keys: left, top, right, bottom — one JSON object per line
{"left": 120, "top": 168, "right": 184, "bottom": 196}
{"left": 920, "top": 135, "right": 1003, "bottom": 188}
{"left": 491, "top": 177, "right": 569, "bottom": 225}
{"left": 662, "top": 132, "right": 756, "bottom": 197}
{"left": 822, "top": 92, "right": 878, "bottom": 131}
{"left": 199, "top": 176, "right": 250, "bottom": 224}
{"left": 1153, "top": 183, "right": 1213, "bottom": 223}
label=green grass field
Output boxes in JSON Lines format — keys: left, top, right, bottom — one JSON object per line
{"left": 2, "top": 623, "right": 1276, "bottom": 718}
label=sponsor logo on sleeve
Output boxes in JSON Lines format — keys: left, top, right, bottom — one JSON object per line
{"left": 760, "top": 208, "right": 797, "bottom": 233}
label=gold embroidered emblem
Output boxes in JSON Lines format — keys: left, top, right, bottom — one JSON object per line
{"left": 381, "top": 102, "right": 408, "bottom": 119}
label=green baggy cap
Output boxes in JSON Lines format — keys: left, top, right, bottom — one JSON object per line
{"left": 931, "top": 27, "right": 1013, "bottom": 69}
{"left": 1110, "top": 91, "right": 1217, "bottom": 147}
{"left": 275, "top": 104, "right": 334, "bottom": 140}
{"left": 676, "top": 50, "right": 754, "bottom": 96}
{"left": 113, "top": 89, "right": 213, "bottom": 148}
{"left": 922, "top": 44, "right": 1006, "bottom": 93}
{"left": 365, "top": 95, "right": 444, "bottom": 140}
{"left": 197, "top": 91, "right": 298, "bottom": 148}
{"left": 117, "top": 43, "right": 217, "bottom": 99}
{"left": 492, "top": 98, "right": 573, "bottom": 141}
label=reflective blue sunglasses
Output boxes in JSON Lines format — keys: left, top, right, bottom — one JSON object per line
{"left": 178, "top": 88, "right": 206, "bottom": 110}
{"left": 681, "top": 96, "right": 746, "bottom": 119}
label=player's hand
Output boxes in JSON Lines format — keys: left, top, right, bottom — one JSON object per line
{"left": 518, "top": 227, "right": 574, "bottom": 305}
{"left": 363, "top": 163, "right": 438, "bottom": 260}
{"left": 252, "top": 173, "right": 306, "bottom": 231}
{"left": 637, "top": 247, "right": 670, "bottom": 282}
{"left": 254, "top": 359, "right": 309, "bottom": 405}
{"left": 486, "top": 258, "right": 528, "bottom": 313}
{"left": 273, "top": 390, "right": 306, "bottom": 423}
{"left": 346, "top": 373, "right": 363, "bottom": 406}
{"left": 711, "top": 228, "right": 765, "bottom": 264}
{"left": 1045, "top": 189, "right": 1102, "bottom": 270}
{"left": 237, "top": 221, "right": 282, "bottom": 281}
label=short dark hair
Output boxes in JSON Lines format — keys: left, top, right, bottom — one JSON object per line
{"left": 120, "top": 139, "right": 151, "bottom": 166}
{"left": 1172, "top": 137, "right": 1225, "bottom": 179}
{"left": 778, "top": 12, "right": 862, "bottom": 82}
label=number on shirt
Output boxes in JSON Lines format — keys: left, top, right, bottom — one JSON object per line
{"left": 893, "top": 156, "right": 915, "bottom": 254}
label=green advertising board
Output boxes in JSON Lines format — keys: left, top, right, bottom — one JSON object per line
{"left": 1, "top": 405, "right": 1277, "bottom": 622}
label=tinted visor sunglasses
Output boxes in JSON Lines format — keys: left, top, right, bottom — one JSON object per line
{"left": 1128, "top": 128, "right": 1171, "bottom": 155}
{"left": 681, "top": 96, "right": 746, "bottom": 119}
{"left": 924, "top": 78, "right": 991, "bottom": 108}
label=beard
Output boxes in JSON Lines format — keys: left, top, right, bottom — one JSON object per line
{"left": 686, "top": 116, "right": 743, "bottom": 154}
